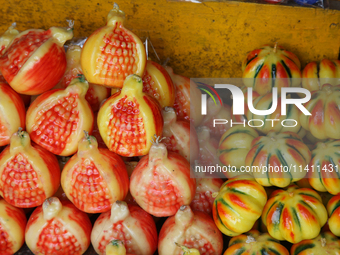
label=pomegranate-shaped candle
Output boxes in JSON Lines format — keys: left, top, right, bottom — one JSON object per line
{"left": 130, "top": 136, "right": 196, "bottom": 217}
{"left": 61, "top": 132, "right": 129, "bottom": 213}
{"left": 25, "top": 197, "right": 92, "bottom": 255}
{"left": 97, "top": 74, "right": 163, "bottom": 157}
{"left": 142, "top": 60, "right": 175, "bottom": 108}
{"left": 81, "top": 3, "right": 146, "bottom": 88}
{"left": 0, "top": 23, "right": 73, "bottom": 95}
{"left": 26, "top": 75, "right": 94, "bottom": 156}
{"left": 0, "top": 129, "right": 60, "bottom": 208}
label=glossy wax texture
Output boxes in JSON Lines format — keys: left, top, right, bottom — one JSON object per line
{"left": 245, "top": 131, "right": 311, "bottom": 187}
{"left": 213, "top": 178, "right": 267, "bottom": 236}
{"left": 218, "top": 126, "right": 259, "bottom": 178}
{"left": 25, "top": 198, "right": 92, "bottom": 255}
{"left": 307, "top": 140, "right": 340, "bottom": 195}
{"left": 98, "top": 74, "right": 163, "bottom": 157}
{"left": 0, "top": 198, "right": 26, "bottom": 255}
{"left": 242, "top": 44, "right": 301, "bottom": 95}
{"left": 225, "top": 230, "right": 289, "bottom": 255}
{"left": 142, "top": 60, "right": 175, "bottom": 108}
{"left": 0, "top": 82, "right": 26, "bottom": 146}
{"left": 262, "top": 185, "right": 328, "bottom": 243}
{"left": 81, "top": 4, "right": 146, "bottom": 88}
{"left": 130, "top": 142, "right": 196, "bottom": 217}
{"left": 61, "top": 135, "right": 129, "bottom": 213}
{"left": 302, "top": 59, "right": 340, "bottom": 91}
{"left": 0, "top": 131, "right": 60, "bottom": 208}
{"left": 291, "top": 232, "right": 340, "bottom": 255}
{"left": 300, "top": 84, "right": 340, "bottom": 140}
{"left": 190, "top": 178, "right": 223, "bottom": 215}
{"left": 0, "top": 27, "right": 73, "bottom": 95}
{"left": 327, "top": 195, "right": 340, "bottom": 237}
{"left": 26, "top": 76, "right": 94, "bottom": 156}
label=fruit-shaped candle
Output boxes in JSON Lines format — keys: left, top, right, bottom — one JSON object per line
{"left": 142, "top": 60, "right": 175, "bottom": 108}
{"left": 225, "top": 230, "right": 289, "bottom": 255}
{"left": 0, "top": 198, "right": 26, "bottom": 254}
{"left": 0, "top": 81, "right": 26, "bottom": 146}
{"left": 162, "top": 107, "right": 199, "bottom": 162}
{"left": 302, "top": 59, "right": 340, "bottom": 92}
{"left": 218, "top": 126, "right": 258, "bottom": 178}
{"left": 245, "top": 132, "right": 311, "bottom": 187}
{"left": 308, "top": 140, "right": 340, "bottom": 195}
{"left": 56, "top": 45, "right": 110, "bottom": 111}
{"left": 97, "top": 74, "right": 163, "bottom": 157}
{"left": 0, "top": 23, "right": 19, "bottom": 55}
{"left": 327, "top": 195, "right": 340, "bottom": 236}
{"left": 0, "top": 129, "right": 60, "bottom": 208}
{"left": 190, "top": 178, "right": 223, "bottom": 215}
{"left": 81, "top": 3, "right": 146, "bottom": 88}
{"left": 0, "top": 22, "right": 73, "bottom": 95}
{"left": 25, "top": 197, "right": 92, "bottom": 254}
{"left": 242, "top": 43, "right": 301, "bottom": 95}
{"left": 213, "top": 178, "right": 267, "bottom": 236}
{"left": 291, "top": 232, "right": 340, "bottom": 255}
{"left": 300, "top": 84, "right": 340, "bottom": 140}
{"left": 26, "top": 75, "right": 94, "bottom": 156}
{"left": 130, "top": 136, "right": 196, "bottom": 217}
{"left": 91, "top": 201, "right": 158, "bottom": 255}
{"left": 61, "top": 132, "right": 129, "bottom": 213}
{"left": 200, "top": 97, "right": 231, "bottom": 140}
{"left": 164, "top": 66, "right": 203, "bottom": 127}
{"left": 262, "top": 185, "right": 327, "bottom": 243}
{"left": 158, "top": 205, "right": 223, "bottom": 255}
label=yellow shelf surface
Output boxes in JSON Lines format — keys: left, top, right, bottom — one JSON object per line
{"left": 1, "top": 0, "right": 340, "bottom": 78}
